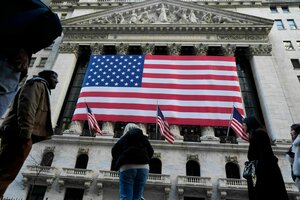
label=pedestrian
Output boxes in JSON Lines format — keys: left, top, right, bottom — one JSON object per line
{"left": 0, "top": 48, "right": 31, "bottom": 117}
{"left": 243, "top": 116, "right": 289, "bottom": 200}
{"left": 0, "top": 0, "right": 62, "bottom": 117}
{"left": 286, "top": 123, "right": 300, "bottom": 192}
{"left": 0, "top": 70, "right": 58, "bottom": 197}
{"left": 111, "top": 123, "right": 154, "bottom": 200}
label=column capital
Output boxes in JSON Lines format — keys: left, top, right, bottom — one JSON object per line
{"left": 194, "top": 43, "right": 208, "bottom": 55}
{"left": 167, "top": 43, "right": 181, "bottom": 55}
{"left": 91, "top": 43, "right": 104, "bottom": 54}
{"left": 59, "top": 43, "right": 79, "bottom": 55}
{"left": 249, "top": 44, "right": 272, "bottom": 56}
{"left": 141, "top": 43, "right": 155, "bottom": 55}
{"left": 116, "top": 43, "right": 129, "bottom": 54}
{"left": 221, "top": 44, "right": 236, "bottom": 56}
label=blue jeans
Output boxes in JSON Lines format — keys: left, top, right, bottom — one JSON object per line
{"left": 119, "top": 168, "right": 149, "bottom": 200}
{"left": 0, "top": 60, "right": 20, "bottom": 117}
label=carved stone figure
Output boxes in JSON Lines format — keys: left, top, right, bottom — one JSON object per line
{"left": 157, "top": 4, "right": 168, "bottom": 22}
{"left": 130, "top": 11, "right": 138, "bottom": 24}
{"left": 189, "top": 10, "right": 198, "bottom": 23}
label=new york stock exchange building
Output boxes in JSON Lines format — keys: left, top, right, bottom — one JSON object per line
{"left": 2, "top": 0, "right": 300, "bottom": 199}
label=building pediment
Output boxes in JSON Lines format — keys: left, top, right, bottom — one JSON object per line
{"left": 62, "top": 0, "right": 273, "bottom": 33}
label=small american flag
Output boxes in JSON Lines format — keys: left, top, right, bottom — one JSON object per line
{"left": 86, "top": 103, "right": 102, "bottom": 135}
{"left": 230, "top": 106, "right": 248, "bottom": 141}
{"left": 157, "top": 106, "right": 175, "bottom": 144}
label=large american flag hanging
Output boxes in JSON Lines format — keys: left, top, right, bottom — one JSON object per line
{"left": 72, "top": 55, "right": 244, "bottom": 126}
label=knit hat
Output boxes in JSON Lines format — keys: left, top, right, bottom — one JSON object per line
{"left": 291, "top": 124, "right": 300, "bottom": 134}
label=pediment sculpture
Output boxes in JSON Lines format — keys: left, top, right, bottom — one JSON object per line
{"left": 78, "top": 3, "right": 248, "bottom": 25}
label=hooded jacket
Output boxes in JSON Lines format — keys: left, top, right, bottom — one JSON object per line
{"left": 292, "top": 135, "right": 300, "bottom": 176}
{"left": 111, "top": 128, "right": 154, "bottom": 171}
{"left": 1, "top": 77, "right": 53, "bottom": 140}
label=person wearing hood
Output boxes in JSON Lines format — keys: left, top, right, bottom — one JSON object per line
{"left": 111, "top": 123, "right": 154, "bottom": 200}
{"left": 0, "top": 70, "right": 58, "bottom": 197}
{"left": 243, "top": 116, "right": 288, "bottom": 200}
{"left": 286, "top": 123, "right": 300, "bottom": 191}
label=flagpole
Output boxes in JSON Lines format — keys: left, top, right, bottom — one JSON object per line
{"left": 85, "top": 101, "right": 93, "bottom": 137}
{"left": 156, "top": 101, "right": 158, "bottom": 138}
{"left": 226, "top": 105, "right": 235, "bottom": 137}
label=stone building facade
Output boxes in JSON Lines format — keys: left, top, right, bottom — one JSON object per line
{"left": 2, "top": 0, "right": 300, "bottom": 199}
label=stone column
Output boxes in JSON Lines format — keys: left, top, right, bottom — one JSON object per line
{"left": 194, "top": 44, "right": 218, "bottom": 142}
{"left": 51, "top": 43, "right": 82, "bottom": 135}
{"left": 249, "top": 44, "right": 292, "bottom": 142}
{"left": 91, "top": 43, "right": 115, "bottom": 136}
{"left": 167, "top": 43, "right": 183, "bottom": 140}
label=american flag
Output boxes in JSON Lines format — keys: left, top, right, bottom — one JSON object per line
{"left": 230, "top": 106, "right": 248, "bottom": 141}
{"left": 73, "top": 55, "right": 243, "bottom": 126}
{"left": 86, "top": 103, "right": 102, "bottom": 135}
{"left": 157, "top": 106, "right": 175, "bottom": 144}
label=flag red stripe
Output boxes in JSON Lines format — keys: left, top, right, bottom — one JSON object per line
{"left": 145, "top": 55, "right": 236, "bottom": 61}
{"left": 76, "top": 102, "right": 238, "bottom": 113}
{"left": 142, "top": 83, "right": 241, "bottom": 91}
{"left": 73, "top": 114, "right": 230, "bottom": 126}
{"left": 78, "top": 92, "right": 243, "bottom": 102}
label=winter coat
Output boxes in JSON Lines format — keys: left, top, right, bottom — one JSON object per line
{"left": 247, "top": 128, "right": 288, "bottom": 200}
{"left": 111, "top": 128, "right": 154, "bottom": 171}
{"left": 292, "top": 135, "right": 300, "bottom": 176}
{"left": 1, "top": 77, "right": 53, "bottom": 140}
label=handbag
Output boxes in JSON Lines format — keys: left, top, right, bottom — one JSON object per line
{"left": 243, "top": 160, "right": 257, "bottom": 179}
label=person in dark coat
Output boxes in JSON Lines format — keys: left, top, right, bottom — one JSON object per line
{"left": 243, "top": 116, "right": 289, "bottom": 200}
{"left": 111, "top": 123, "right": 154, "bottom": 200}
{"left": 0, "top": 70, "right": 58, "bottom": 197}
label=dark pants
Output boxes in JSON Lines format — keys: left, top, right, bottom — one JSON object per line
{"left": 0, "top": 136, "right": 32, "bottom": 197}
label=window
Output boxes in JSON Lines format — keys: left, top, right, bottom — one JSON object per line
{"left": 26, "top": 185, "right": 47, "bottom": 200}
{"left": 275, "top": 19, "right": 285, "bottom": 30}
{"left": 149, "top": 158, "right": 162, "bottom": 174}
{"left": 37, "top": 57, "right": 47, "bottom": 68}
{"left": 64, "top": 188, "right": 84, "bottom": 200}
{"left": 225, "top": 162, "right": 240, "bottom": 179}
{"left": 281, "top": 6, "right": 289, "bottom": 13}
{"left": 297, "top": 41, "right": 300, "bottom": 49}
{"left": 40, "top": 151, "right": 54, "bottom": 166}
{"left": 287, "top": 19, "right": 297, "bottom": 30}
{"left": 298, "top": 76, "right": 300, "bottom": 83}
{"left": 186, "top": 160, "right": 200, "bottom": 176}
{"left": 270, "top": 6, "right": 278, "bottom": 13}
{"left": 291, "top": 59, "right": 300, "bottom": 69}
{"left": 29, "top": 57, "right": 36, "bottom": 67}
{"left": 75, "top": 154, "right": 89, "bottom": 169}
{"left": 61, "top": 13, "right": 67, "bottom": 20}
{"left": 283, "top": 41, "right": 294, "bottom": 50}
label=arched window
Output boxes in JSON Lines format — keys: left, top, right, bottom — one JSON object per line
{"left": 186, "top": 160, "right": 200, "bottom": 176}
{"left": 225, "top": 162, "right": 240, "bottom": 179}
{"left": 149, "top": 158, "right": 162, "bottom": 174}
{"left": 75, "top": 154, "right": 89, "bottom": 169}
{"left": 40, "top": 152, "right": 54, "bottom": 167}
